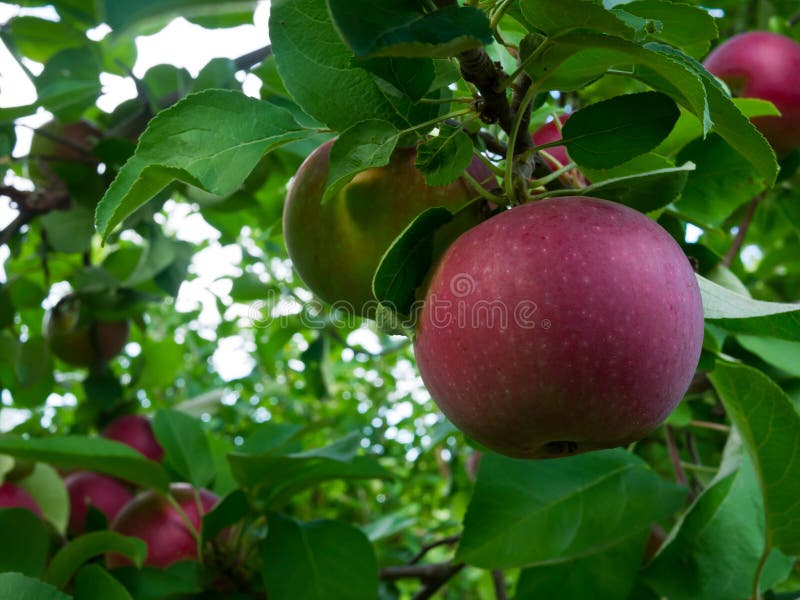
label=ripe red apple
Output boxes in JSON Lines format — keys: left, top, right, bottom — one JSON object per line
{"left": 414, "top": 197, "right": 704, "bottom": 458}
{"left": 703, "top": 31, "right": 800, "bottom": 155}
{"left": 64, "top": 471, "right": 133, "bottom": 535}
{"left": 283, "top": 140, "right": 493, "bottom": 318}
{"left": 102, "top": 414, "right": 164, "bottom": 462}
{"left": 109, "top": 483, "right": 218, "bottom": 568}
{"left": 44, "top": 295, "right": 129, "bottom": 368}
{"left": 0, "top": 482, "right": 42, "bottom": 516}
{"left": 533, "top": 114, "right": 572, "bottom": 170}
{"left": 532, "top": 114, "right": 588, "bottom": 186}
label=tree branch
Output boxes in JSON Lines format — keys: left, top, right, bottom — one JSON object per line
{"left": 234, "top": 45, "right": 272, "bottom": 71}
{"left": 458, "top": 47, "right": 515, "bottom": 134}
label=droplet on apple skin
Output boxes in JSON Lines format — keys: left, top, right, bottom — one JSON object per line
{"left": 414, "top": 197, "right": 704, "bottom": 459}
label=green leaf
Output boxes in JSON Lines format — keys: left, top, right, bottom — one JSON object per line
{"left": 656, "top": 98, "right": 781, "bottom": 158}
{"left": 74, "top": 564, "right": 133, "bottom": 600}
{"left": 414, "top": 125, "right": 474, "bottom": 186}
{"left": 0, "top": 436, "right": 170, "bottom": 492}
{"left": 0, "top": 508, "right": 50, "bottom": 577}
{"left": 561, "top": 92, "right": 679, "bottom": 169}
{"left": 644, "top": 450, "right": 794, "bottom": 600}
{"left": 4, "top": 16, "right": 86, "bottom": 63}
{"left": 698, "top": 275, "right": 800, "bottom": 341}
{"left": 17, "top": 463, "right": 69, "bottom": 534}
{"left": 323, "top": 120, "right": 400, "bottom": 203}
{"left": 45, "top": 532, "right": 147, "bottom": 589}
{"left": 95, "top": 90, "right": 311, "bottom": 240}
{"left": 558, "top": 157, "right": 693, "bottom": 211}
{"left": 737, "top": 336, "right": 800, "bottom": 378}
{"left": 202, "top": 489, "right": 249, "bottom": 545}
{"left": 673, "top": 134, "right": 765, "bottom": 228}
{"left": 456, "top": 449, "right": 686, "bottom": 568}
{"left": 709, "top": 362, "right": 800, "bottom": 556}
{"left": 13, "top": 335, "right": 54, "bottom": 408}
{"left": 647, "top": 42, "right": 778, "bottom": 185}
{"left": 108, "top": 562, "right": 204, "bottom": 600}
{"left": 270, "top": 0, "right": 441, "bottom": 131}
{"left": 357, "top": 57, "right": 435, "bottom": 101}
{"left": 372, "top": 207, "right": 453, "bottom": 316}
{"left": 520, "top": 0, "right": 635, "bottom": 37}
{"left": 40, "top": 206, "right": 95, "bottom": 254}
{"left": 153, "top": 409, "right": 215, "bottom": 488}
{"left": 0, "top": 573, "right": 70, "bottom": 600}
{"left": 328, "top": 1, "right": 492, "bottom": 58}
{"left": 261, "top": 514, "right": 378, "bottom": 600}
{"left": 36, "top": 47, "right": 101, "bottom": 122}
{"left": 618, "top": 0, "right": 718, "bottom": 58}
{"left": 228, "top": 434, "right": 392, "bottom": 508}
{"left": 136, "top": 337, "right": 185, "bottom": 390}
{"left": 516, "top": 531, "right": 647, "bottom": 600}
{"left": 99, "top": 0, "right": 256, "bottom": 36}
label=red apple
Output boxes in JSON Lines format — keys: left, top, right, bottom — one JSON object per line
{"left": 533, "top": 114, "right": 572, "bottom": 170}
{"left": 532, "top": 114, "right": 588, "bottom": 186}
{"left": 703, "top": 31, "right": 800, "bottom": 155}
{"left": 102, "top": 415, "right": 164, "bottom": 462}
{"left": 0, "top": 482, "right": 42, "bottom": 516}
{"left": 109, "top": 483, "right": 218, "bottom": 568}
{"left": 283, "top": 140, "right": 493, "bottom": 318}
{"left": 414, "top": 197, "right": 704, "bottom": 459}
{"left": 65, "top": 471, "right": 133, "bottom": 535}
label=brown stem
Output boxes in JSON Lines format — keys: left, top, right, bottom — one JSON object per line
{"left": 380, "top": 562, "right": 466, "bottom": 600}
{"left": 721, "top": 194, "right": 762, "bottom": 268}
{"left": 234, "top": 45, "right": 272, "bottom": 70}
{"left": 689, "top": 420, "right": 731, "bottom": 434}
{"left": 492, "top": 570, "right": 508, "bottom": 600}
{"left": 409, "top": 534, "right": 461, "bottom": 565}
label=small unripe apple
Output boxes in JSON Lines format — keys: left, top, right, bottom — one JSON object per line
{"left": 101, "top": 415, "right": 164, "bottom": 462}
{"left": 283, "top": 140, "right": 493, "bottom": 318}
{"left": 703, "top": 31, "right": 800, "bottom": 155}
{"left": 414, "top": 197, "right": 703, "bottom": 458}
{"left": 44, "top": 295, "right": 129, "bottom": 368}
{"left": 109, "top": 483, "right": 218, "bottom": 568}
{"left": 64, "top": 471, "right": 133, "bottom": 535}
{"left": 0, "top": 482, "right": 42, "bottom": 516}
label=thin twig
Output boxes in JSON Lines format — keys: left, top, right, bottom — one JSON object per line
{"left": 722, "top": 193, "right": 762, "bottom": 268}
{"left": 410, "top": 534, "right": 462, "bottom": 565}
{"left": 492, "top": 570, "right": 508, "bottom": 600}
{"left": 689, "top": 420, "right": 731, "bottom": 434}
{"left": 234, "top": 45, "right": 272, "bottom": 70}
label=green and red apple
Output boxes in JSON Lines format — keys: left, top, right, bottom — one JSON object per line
{"left": 283, "top": 141, "right": 494, "bottom": 318}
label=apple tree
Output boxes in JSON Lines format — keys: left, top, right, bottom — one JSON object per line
{"left": 0, "top": 1, "right": 799, "bottom": 598}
